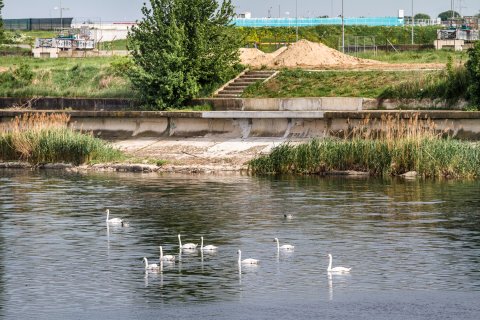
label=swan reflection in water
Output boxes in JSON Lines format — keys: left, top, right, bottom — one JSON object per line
{"left": 145, "top": 261, "right": 164, "bottom": 288}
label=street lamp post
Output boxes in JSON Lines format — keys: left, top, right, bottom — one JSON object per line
{"left": 296, "top": 0, "right": 299, "bottom": 42}
{"left": 411, "top": 0, "right": 414, "bottom": 45}
{"left": 54, "top": 0, "right": 69, "bottom": 29}
{"left": 342, "top": 0, "right": 345, "bottom": 53}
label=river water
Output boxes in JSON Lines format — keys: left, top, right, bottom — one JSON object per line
{"left": 0, "top": 170, "right": 479, "bottom": 319}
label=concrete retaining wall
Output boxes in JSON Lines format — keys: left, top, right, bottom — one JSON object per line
{"left": 2, "top": 110, "right": 480, "bottom": 140}
{"left": 0, "top": 97, "right": 466, "bottom": 112}
{"left": 193, "top": 97, "right": 363, "bottom": 111}
{"left": 0, "top": 97, "right": 139, "bottom": 110}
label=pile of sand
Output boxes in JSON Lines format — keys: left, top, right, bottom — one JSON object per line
{"left": 239, "top": 46, "right": 287, "bottom": 67}
{"left": 240, "top": 39, "right": 378, "bottom": 68}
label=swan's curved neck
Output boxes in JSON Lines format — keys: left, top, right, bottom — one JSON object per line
{"left": 201, "top": 237, "right": 204, "bottom": 249}
{"left": 275, "top": 238, "right": 280, "bottom": 251}
{"left": 178, "top": 234, "right": 182, "bottom": 247}
{"left": 328, "top": 255, "right": 332, "bottom": 271}
{"left": 238, "top": 250, "right": 241, "bottom": 263}
{"left": 159, "top": 246, "right": 163, "bottom": 259}
{"left": 143, "top": 258, "right": 148, "bottom": 268}
{"left": 106, "top": 210, "right": 109, "bottom": 221}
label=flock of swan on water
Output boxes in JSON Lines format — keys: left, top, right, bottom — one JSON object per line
{"left": 106, "top": 209, "right": 351, "bottom": 274}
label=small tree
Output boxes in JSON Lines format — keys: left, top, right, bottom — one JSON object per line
{"left": 466, "top": 42, "right": 480, "bottom": 106}
{"left": 414, "top": 13, "right": 431, "bottom": 20}
{"left": 438, "top": 10, "right": 461, "bottom": 21}
{"left": 128, "top": 0, "right": 241, "bottom": 109}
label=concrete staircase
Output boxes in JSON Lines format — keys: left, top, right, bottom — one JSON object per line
{"left": 214, "top": 70, "right": 277, "bottom": 98}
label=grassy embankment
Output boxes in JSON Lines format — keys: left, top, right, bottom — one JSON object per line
{"left": 0, "top": 113, "right": 125, "bottom": 165}
{"left": 0, "top": 56, "right": 134, "bottom": 98}
{"left": 0, "top": 27, "right": 469, "bottom": 104}
{"left": 249, "top": 114, "right": 480, "bottom": 179}
{"left": 243, "top": 52, "right": 469, "bottom": 105}
{"left": 1, "top": 51, "right": 466, "bottom": 102}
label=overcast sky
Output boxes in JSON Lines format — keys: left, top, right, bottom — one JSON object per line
{"left": 3, "top": 0, "right": 479, "bottom": 21}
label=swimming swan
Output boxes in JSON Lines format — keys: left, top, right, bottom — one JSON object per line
{"left": 238, "top": 250, "right": 259, "bottom": 265}
{"left": 105, "top": 209, "right": 124, "bottom": 225}
{"left": 284, "top": 214, "right": 293, "bottom": 219}
{"left": 178, "top": 234, "right": 198, "bottom": 250}
{"left": 143, "top": 257, "right": 160, "bottom": 271}
{"left": 327, "top": 253, "right": 351, "bottom": 273}
{"left": 201, "top": 236, "right": 218, "bottom": 251}
{"left": 274, "top": 238, "right": 294, "bottom": 251}
{"left": 159, "top": 246, "right": 176, "bottom": 262}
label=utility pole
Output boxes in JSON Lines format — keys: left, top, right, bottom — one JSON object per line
{"left": 342, "top": 0, "right": 345, "bottom": 53}
{"left": 452, "top": 0, "right": 455, "bottom": 21}
{"left": 296, "top": 0, "right": 299, "bottom": 42}
{"left": 54, "top": 0, "right": 69, "bottom": 29}
{"left": 411, "top": 0, "right": 414, "bottom": 45}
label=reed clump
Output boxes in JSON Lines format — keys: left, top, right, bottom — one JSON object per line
{"left": 0, "top": 113, "right": 124, "bottom": 165}
{"left": 249, "top": 114, "right": 480, "bottom": 179}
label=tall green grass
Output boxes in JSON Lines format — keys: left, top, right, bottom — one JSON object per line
{"left": 380, "top": 58, "right": 469, "bottom": 104}
{"left": 0, "top": 113, "right": 124, "bottom": 165}
{"left": 0, "top": 56, "right": 135, "bottom": 98}
{"left": 356, "top": 50, "right": 468, "bottom": 64}
{"left": 242, "top": 69, "right": 441, "bottom": 98}
{"left": 249, "top": 114, "right": 480, "bottom": 179}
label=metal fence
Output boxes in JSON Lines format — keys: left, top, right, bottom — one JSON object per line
{"left": 233, "top": 17, "right": 404, "bottom": 28}
{"left": 3, "top": 18, "right": 74, "bottom": 31}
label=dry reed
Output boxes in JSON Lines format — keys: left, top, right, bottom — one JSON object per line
{"left": 0, "top": 113, "right": 124, "bottom": 165}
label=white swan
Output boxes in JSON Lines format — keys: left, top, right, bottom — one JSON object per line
{"left": 238, "top": 249, "right": 259, "bottom": 265}
{"left": 105, "top": 209, "right": 123, "bottom": 225}
{"left": 143, "top": 257, "right": 160, "bottom": 271}
{"left": 284, "top": 214, "right": 293, "bottom": 219}
{"left": 178, "top": 234, "right": 198, "bottom": 250}
{"left": 275, "top": 237, "right": 294, "bottom": 251}
{"left": 159, "top": 246, "right": 176, "bottom": 262}
{"left": 327, "top": 253, "right": 351, "bottom": 273}
{"left": 200, "top": 236, "right": 218, "bottom": 251}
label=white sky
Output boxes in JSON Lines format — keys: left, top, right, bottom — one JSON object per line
{"left": 2, "top": 0, "right": 479, "bottom": 22}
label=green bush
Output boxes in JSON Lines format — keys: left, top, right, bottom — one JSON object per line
{"left": 466, "top": 42, "right": 480, "bottom": 106}
{"left": 0, "top": 63, "right": 34, "bottom": 88}
{"left": 109, "top": 56, "right": 134, "bottom": 76}
{"left": 379, "top": 57, "right": 469, "bottom": 104}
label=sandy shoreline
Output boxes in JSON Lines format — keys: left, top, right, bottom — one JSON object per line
{"left": 0, "top": 136, "right": 375, "bottom": 176}
{"left": 0, "top": 137, "right": 288, "bottom": 174}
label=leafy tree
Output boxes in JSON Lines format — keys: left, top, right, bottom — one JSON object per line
{"left": 466, "top": 42, "right": 480, "bottom": 106}
{"left": 438, "top": 10, "right": 461, "bottom": 21}
{"left": 128, "top": 0, "right": 241, "bottom": 109}
{"left": 414, "top": 13, "right": 431, "bottom": 20}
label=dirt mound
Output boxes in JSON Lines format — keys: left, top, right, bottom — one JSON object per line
{"left": 240, "top": 40, "right": 378, "bottom": 68}
{"left": 239, "top": 46, "right": 287, "bottom": 67}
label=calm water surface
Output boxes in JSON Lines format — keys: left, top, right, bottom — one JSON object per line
{"left": 0, "top": 170, "right": 479, "bottom": 319}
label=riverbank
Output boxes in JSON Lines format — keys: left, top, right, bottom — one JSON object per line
{"left": 2, "top": 110, "right": 480, "bottom": 176}
{"left": 0, "top": 137, "right": 286, "bottom": 174}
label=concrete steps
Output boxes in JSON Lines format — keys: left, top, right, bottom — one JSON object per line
{"left": 215, "top": 70, "right": 277, "bottom": 98}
